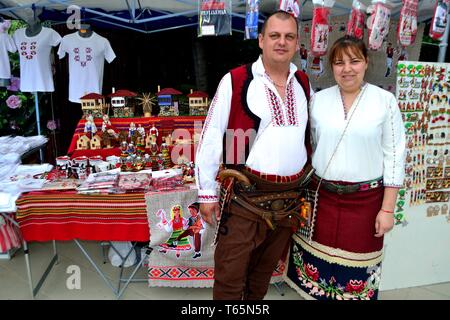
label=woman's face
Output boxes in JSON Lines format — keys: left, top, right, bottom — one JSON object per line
{"left": 332, "top": 48, "right": 368, "bottom": 93}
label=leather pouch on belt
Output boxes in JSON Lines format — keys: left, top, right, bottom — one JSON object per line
{"left": 231, "top": 184, "right": 304, "bottom": 229}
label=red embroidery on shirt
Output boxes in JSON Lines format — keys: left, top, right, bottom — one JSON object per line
{"left": 198, "top": 195, "right": 219, "bottom": 201}
{"left": 19, "top": 41, "right": 37, "bottom": 60}
{"left": 285, "top": 79, "right": 298, "bottom": 126}
{"left": 74, "top": 47, "right": 93, "bottom": 67}
{"left": 265, "top": 85, "right": 285, "bottom": 126}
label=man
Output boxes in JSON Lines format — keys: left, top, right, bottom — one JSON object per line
{"left": 299, "top": 43, "right": 308, "bottom": 72}
{"left": 385, "top": 42, "right": 394, "bottom": 77}
{"left": 195, "top": 10, "right": 312, "bottom": 300}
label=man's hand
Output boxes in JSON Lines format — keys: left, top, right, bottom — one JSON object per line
{"left": 200, "top": 202, "right": 220, "bottom": 225}
{"left": 374, "top": 210, "right": 394, "bottom": 237}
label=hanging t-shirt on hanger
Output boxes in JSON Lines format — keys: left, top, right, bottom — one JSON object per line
{"left": 0, "top": 30, "right": 17, "bottom": 80}
{"left": 13, "top": 27, "right": 61, "bottom": 92}
{"left": 57, "top": 31, "right": 116, "bottom": 103}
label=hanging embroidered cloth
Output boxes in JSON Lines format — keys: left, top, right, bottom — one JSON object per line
{"left": 146, "top": 188, "right": 215, "bottom": 288}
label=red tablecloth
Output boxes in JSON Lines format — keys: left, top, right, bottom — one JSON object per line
{"left": 68, "top": 116, "right": 206, "bottom": 158}
{"left": 15, "top": 191, "right": 149, "bottom": 242}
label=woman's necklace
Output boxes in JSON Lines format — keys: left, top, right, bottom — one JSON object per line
{"left": 339, "top": 83, "right": 366, "bottom": 119}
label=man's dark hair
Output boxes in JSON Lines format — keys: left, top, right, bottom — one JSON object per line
{"left": 260, "top": 10, "right": 299, "bottom": 35}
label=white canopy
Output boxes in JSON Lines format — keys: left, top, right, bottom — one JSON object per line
{"left": 0, "top": 0, "right": 439, "bottom": 31}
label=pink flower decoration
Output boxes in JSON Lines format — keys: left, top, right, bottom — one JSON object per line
{"left": 7, "top": 77, "right": 20, "bottom": 92}
{"left": 47, "top": 120, "right": 57, "bottom": 130}
{"left": 6, "top": 95, "right": 21, "bottom": 109}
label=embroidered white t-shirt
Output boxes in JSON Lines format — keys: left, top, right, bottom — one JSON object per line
{"left": 58, "top": 32, "right": 116, "bottom": 103}
{"left": 0, "top": 32, "right": 17, "bottom": 79}
{"left": 13, "top": 27, "right": 61, "bottom": 92}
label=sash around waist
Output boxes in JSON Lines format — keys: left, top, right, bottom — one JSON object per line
{"left": 238, "top": 164, "right": 314, "bottom": 192}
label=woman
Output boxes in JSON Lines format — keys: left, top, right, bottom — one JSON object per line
{"left": 287, "top": 36, "right": 405, "bottom": 300}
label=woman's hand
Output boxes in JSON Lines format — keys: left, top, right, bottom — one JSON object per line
{"left": 374, "top": 210, "right": 394, "bottom": 237}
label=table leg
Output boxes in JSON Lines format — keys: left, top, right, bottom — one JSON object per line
{"left": 73, "top": 239, "right": 118, "bottom": 296}
{"left": 273, "top": 281, "right": 286, "bottom": 296}
{"left": 23, "top": 239, "right": 58, "bottom": 298}
{"left": 116, "top": 246, "right": 153, "bottom": 300}
{"left": 2, "top": 213, "right": 58, "bottom": 299}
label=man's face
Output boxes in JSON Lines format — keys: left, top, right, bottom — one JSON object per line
{"left": 259, "top": 15, "right": 298, "bottom": 66}
{"left": 189, "top": 207, "right": 198, "bottom": 217}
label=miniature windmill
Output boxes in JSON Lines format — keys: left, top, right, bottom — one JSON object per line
{"left": 137, "top": 92, "right": 157, "bottom": 117}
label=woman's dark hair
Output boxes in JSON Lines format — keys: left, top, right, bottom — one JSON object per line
{"left": 328, "top": 36, "right": 368, "bottom": 68}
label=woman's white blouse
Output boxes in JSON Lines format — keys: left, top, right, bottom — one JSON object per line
{"left": 310, "top": 83, "right": 406, "bottom": 186}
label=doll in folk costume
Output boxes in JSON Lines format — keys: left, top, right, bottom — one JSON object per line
{"left": 101, "top": 114, "right": 119, "bottom": 148}
{"left": 149, "top": 124, "right": 159, "bottom": 144}
{"left": 101, "top": 114, "right": 118, "bottom": 136}
{"left": 84, "top": 114, "right": 97, "bottom": 139}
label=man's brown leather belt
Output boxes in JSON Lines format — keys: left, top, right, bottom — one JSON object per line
{"left": 313, "top": 174, "right": 384, "bottom": 194}
{"left": 218, "top": 165, "right": 315, "bottom": 229}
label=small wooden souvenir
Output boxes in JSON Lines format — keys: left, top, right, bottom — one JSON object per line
{"left": 84, "top": 114, "right": 97, "bottom": 139}
{"left": 90, "top": 134, "right": 102, "bottom": 150}
{"left": 187, "top": 90, "right": 209, "bottom": 116}
{"left": 145, "top": 134, "right": 152, "bottom": 149}
{"left": 137, "top": 92, "right": 156, "bottom": 117}
{"left": 149, "top": 124, "right": 158, "bottom": 144}
{"left": 156, "top": 87, "right": 182, "bottom": 116}
{"left": 80, "top": 93, "right": 107, "bottom": 118}
{"left": 108, "top": 89, "right": 137, "bottom": 118}
{"left": 136, "top": 124, "right": 146, "bottom": 146}
{"left": 76, "top": 135, "right": 90, "bottom": 150}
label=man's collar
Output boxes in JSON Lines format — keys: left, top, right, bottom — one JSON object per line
{"left": 254, "top": 55, "right": 298, "bottom": 79}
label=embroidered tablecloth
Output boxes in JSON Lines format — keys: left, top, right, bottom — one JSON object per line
{"left": 16, "top": 191, "right": 149, "bottom": 242}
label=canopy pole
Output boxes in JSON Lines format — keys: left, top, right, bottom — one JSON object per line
{"left": 438, "top": 13, "right": 450, "bottom": 62}
{"left": 34, "top": 92, "right": 44, "bottom": 162}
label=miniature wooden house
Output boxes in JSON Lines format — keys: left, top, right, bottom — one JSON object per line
{"left": 76, "top": 135, "right": 90, "bottom": 150}
{"left": 187, "top": 90, "right": 209, "bottom": 116}
{"left": 108, "top": 89, "right": 137, "bottom": 118}
{"left": 80, "top": 93, "right": 107, "bottom": 118}
{"left": 156, "top": 87, "right": 182, "bottom": 116}
{"left": 90, "top": 134, "right": 102, "bottom": 150}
